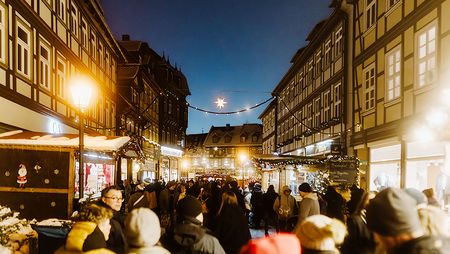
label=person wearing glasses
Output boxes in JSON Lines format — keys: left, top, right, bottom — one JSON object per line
{"left": 98, "top": 185, "right": 127, "bottom": 254}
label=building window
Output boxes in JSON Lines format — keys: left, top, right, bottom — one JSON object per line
{"left": 105, "top": 52, "right": 110, "bottom": 76}
{"left": 252, "top": 134, "right": 258, "bottom": 142}
{"left": 98, "top": 41, "right": 104, "bottom": 69}
{"left": 365, "top": 0, "right": 377, "bottom": 31}
{"left": 240, "top": 134, "right": 247, "bottom": 143}
{"left": 315, "top": 50, "right": 322, "bottom": 77}
{"left": 314, "top": 97, "right": 321, "bottom": 127}
{"left": 416, "top": 21, "right": 437, "bottom": 88}
{"left": 387, "top": 0, "right": 401, "bottom": 10}
{"left": 16, "top": 22, "right": 31, "bottom": 78}
{"left": 333, "top": 83, "right": 342, "bottom": 118}
{"left": 307, "top": 59, "right": 314, "bottom": 83}
{"left": 39, "top": 42, "right": 51, "bottom": 90}
{"left": 57, "top": 0, "right": 66, "bottom": 22}
{"left": 105, "top": 101, "right": 110, "bottom": 127}
{"left": 324, "top": 39, "right": 331, "bottom": 67}
{"left": 70, "top": 3, "right": 78, "bottom": 37}
{"left": 335, "top": 27, "right": 343, "bottom": 57}
{"left": 90, "top": 31, "right": 96, "bottom": 61}
{"left": 56, "top": 57, "right": 66, "bottom": 98}
{"left": 212, "top": 135, "right": 219, "bottom": 143}
{"left": 81, "top": 19, "right": 87, "bottom": 48}
{"left": 0, "top": 5, "right": 6, "bottom": 64}
{"left": 307, "top": 103, "right": 313, "bottom": 130}
{"left": 386, "top": 46, "right": 401, "bottom": 101}
{"left": 225, "top": 135, "right": 231, "bottom": 143}
{"left": 323, "top": 90, "right": 331, "bottom": 122}
{"left": 363, "top": 64, "right": 376, "bottom": 111}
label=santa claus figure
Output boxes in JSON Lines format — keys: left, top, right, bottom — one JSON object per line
{"left": 17, "top": 164, "right": 27, "bottom": 188}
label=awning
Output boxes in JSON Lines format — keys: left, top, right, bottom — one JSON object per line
{"left": 0, "top": 130, "right": 130, "bottom": 152}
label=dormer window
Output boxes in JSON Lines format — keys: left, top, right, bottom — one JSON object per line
{"left": 240, "top": 134, "right": 247, "bottom": 143}
{"left": 252, "top": 134, "right": 259, "bottom": 142}
{"left": 212, "top": 135, "right": 219, "bottom": 143}
{"left": 225, "top": 135, "right": 231, "bottom": 143}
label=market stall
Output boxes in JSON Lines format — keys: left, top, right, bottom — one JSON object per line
{"left": 252, "top": 155, "right": 359, "bottom": 195}
{"left": 0, "top": 130, "right": 130, "bottom": 220}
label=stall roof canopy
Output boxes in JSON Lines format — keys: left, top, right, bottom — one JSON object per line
{"left": 0, "top": 130, "right": 130, "bottom": 151}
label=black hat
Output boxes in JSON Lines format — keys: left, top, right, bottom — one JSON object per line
{"left": 298, "top": 183, "right": 313, "bottom": 193}
{"left": 366, "top": 188, "right": 422, "bottom": 236}
{"left": 176, "top": 195, "right": 202, "bottom": 218}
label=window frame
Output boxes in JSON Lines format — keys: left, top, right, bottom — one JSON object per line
{"left": 324, "top": 38, "right": 332, "bottom": 67}
{"left": 16, "top": 20, "right": 31, "bottom": 79}
{"left": 386, "top": 0, "right": 401, "bottom": 11}
{"left": 39, "top": 40, "right": 51, "bottom": 90}
{"left": 81, "top": 18, "right": 87, "bottom": 48}
{"left": 385, "top": 45, "right": 402, "bottom": 101}
{"left": 57, "top": 0, "right": 66, "bottom": 23}
{"left": 415, "top": 20, "right": 437, "bottom": 89}
{"left": 0, "top": 4, "right": 6, "bottom": 64}
{"left": 333, "top": 82, "right": 342, "bottom": 118}
{"left": 314, "top": 97, "right": 322, "bottom": 128}
{"left": 56, "top": 55, "right": 66, "bottom": 99}
{"left": 365, "top": 0, "right": 377, "bottom": 31}
{"left": 315, "top": 50, "right": 322, "bottom": 78}
{"left": 334, "top": 27, "right": 343, "bottom": 58}
{"left": 363, "top": 64, "right": 376, "bottom": 111}
{"left": 323, "top": 90, "right": 331, "bottom": 123}
{"left": 70, "top": 3, "right": 78, "bottom": 37}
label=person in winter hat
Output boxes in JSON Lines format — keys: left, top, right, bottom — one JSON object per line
{"left": 273, "top": 185, "right": 297, "bottom": 232}
{"left": 295, "top": 183, "right": 320, "bottom": 226}
{"left": 239, "top": 233, "right": 301, "bottom": 254}
{"left": 295, "top": 214, "right": 346, "bottom": 254}
{"left": 366, "top": 187, "right": 450, "bottom": 253}
{"left": 125, "top": 208, "right": 170, "bottom": 254}
{"left": 161, "top": 195, "right": 225, "bottom": 254}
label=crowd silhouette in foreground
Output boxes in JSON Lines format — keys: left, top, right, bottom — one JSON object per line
{"left": 55, "top": 178, "right": 450, "bottom": 254}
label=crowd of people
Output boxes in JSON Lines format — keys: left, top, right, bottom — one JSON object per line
{"left": 55, "top": 178, "right": 450, "bottom": 254}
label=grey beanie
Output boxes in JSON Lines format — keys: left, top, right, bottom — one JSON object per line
{"left": 366, "top": 188, "right": 422, "bottom": 236}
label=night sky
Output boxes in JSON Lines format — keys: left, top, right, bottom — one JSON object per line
{"left": 101, "top": 0, "right": 332, "bottom": 134}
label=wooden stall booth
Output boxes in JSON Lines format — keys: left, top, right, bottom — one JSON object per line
{"left": 253, "top": 155, "right": 360, "bottom": 196}
{"left": 0, "top": 130, "right": 130, "bottom": 220}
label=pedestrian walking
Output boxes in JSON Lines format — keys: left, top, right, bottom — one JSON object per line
{"left": 273, "top": 185, "right": 297, "bottom": 232}
{"left": 295, "top": 182, "right": 320, "bottom": 226}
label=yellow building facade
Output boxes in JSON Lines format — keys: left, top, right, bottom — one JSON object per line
{"left": 0, "top": 0, "right": 123, "bottom": 135}
{"left": 351, "top": 0, "right": 450, "bottom": 204}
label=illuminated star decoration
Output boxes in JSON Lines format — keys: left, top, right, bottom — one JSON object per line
{"left": 215, "top": 97, "right": 227, "bottom": 109}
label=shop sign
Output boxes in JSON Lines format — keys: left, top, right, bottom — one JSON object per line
{"left": 161, "top": 146, "right": 183, "bottom": 158}
{"left": 329, "top": 160, "right": 358, "bottom": 183}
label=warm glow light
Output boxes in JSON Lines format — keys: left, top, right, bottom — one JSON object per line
{"left": 442, "top": 89, "right": 450, "bottom": 107}
{"left": 426, "top": 108, "right": 448, "bottom": 128}
{"left": 413, "top": 125, "right": 435, "bottom": 142}
{"left": 215, "top": 97, "right": 227, "bottom": 109}
{"left": 239, "top": 153, "right": 248, "bottom": 162}
{"left": 182, "top": 159, "right": 189, "bottom": 169}
{"left": 70, "top": 75, "right": 94, "bottom": 111}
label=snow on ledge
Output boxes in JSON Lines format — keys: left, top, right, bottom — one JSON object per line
{"left": 0, "top": 130, "right": 130, "bottom": 151}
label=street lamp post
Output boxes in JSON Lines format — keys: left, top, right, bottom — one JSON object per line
{"left": 70, "top": 76, "right": 93, "bottom": 199}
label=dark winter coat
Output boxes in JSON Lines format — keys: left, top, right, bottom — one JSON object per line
{"left": 163, "top": 217, "right": 226, "bottom": 254}
{"left": 97, "top": 200, "right": 127, "bottom": 254}
{"left": 262, "top": 190, "right": 278, "bottom": 214}
{"left": 54, "top": 222, "right": 115, "bottom": 254}
{"left": 341, "top": 210, "right": 376, "bottom": 254}
{"left": 392, "top": 235, "right": 450, "bottom": 254}
{"left": 214, "top": 204, "right": 251, "bottom": 254}
{"left": 250, "top": 188, "right": 264, "bottom": 212}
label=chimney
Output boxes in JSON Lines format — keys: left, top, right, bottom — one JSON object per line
{"left": 122, "top": 34, "right": 130, "bottom": 41}
{"left": 226, "top": 124, "right": 230, "bottom": 128}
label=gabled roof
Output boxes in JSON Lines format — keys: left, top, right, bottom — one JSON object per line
{"left": 117, "top": 40, "right": 143, "bottom": 52}
{"left": 203, "top": 124, "right": 262, "bottom": 147}
{"left": 0, "top": 130, "right": 130, "bottom": 152}
{"left": 186, "top": 133, "right": 208, "bottom": 149}
{"left": 306, "top": 19, "right": 327, "bottom": 41}
{"left": 118, "top": 65, "right": 139, "bottom": 80}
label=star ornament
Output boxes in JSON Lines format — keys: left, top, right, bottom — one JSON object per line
{"left": 215, "top": 97, "right": 227, "bottom": 109}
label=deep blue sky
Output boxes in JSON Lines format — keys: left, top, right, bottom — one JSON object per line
{"left": 102, "top": 0, "right": 332, "bottom": 134}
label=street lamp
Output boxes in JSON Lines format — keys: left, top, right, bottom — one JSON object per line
{"left": 70, "top": 75, "right": 94, "bottom": 199}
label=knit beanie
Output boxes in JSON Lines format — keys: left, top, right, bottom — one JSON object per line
{"left": 176, "top": 195, "right": 202, "bottom": 218}
{"left": 125, "top": 208, "right": 161, "bottom": 247}
{"left": 366, "top": 187, "right": 422, "bottom": 236}
{"left": 298, "top": 182, "right": 313, "bottom": 193}
{"left": 295, "top": 215, "right": 346, "bottom": 251}
{"left": 239, "top": 233, "right": 301, "bottom": 254}
{"left": 404, "top": 188, "right": 427, "bottom": 206}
